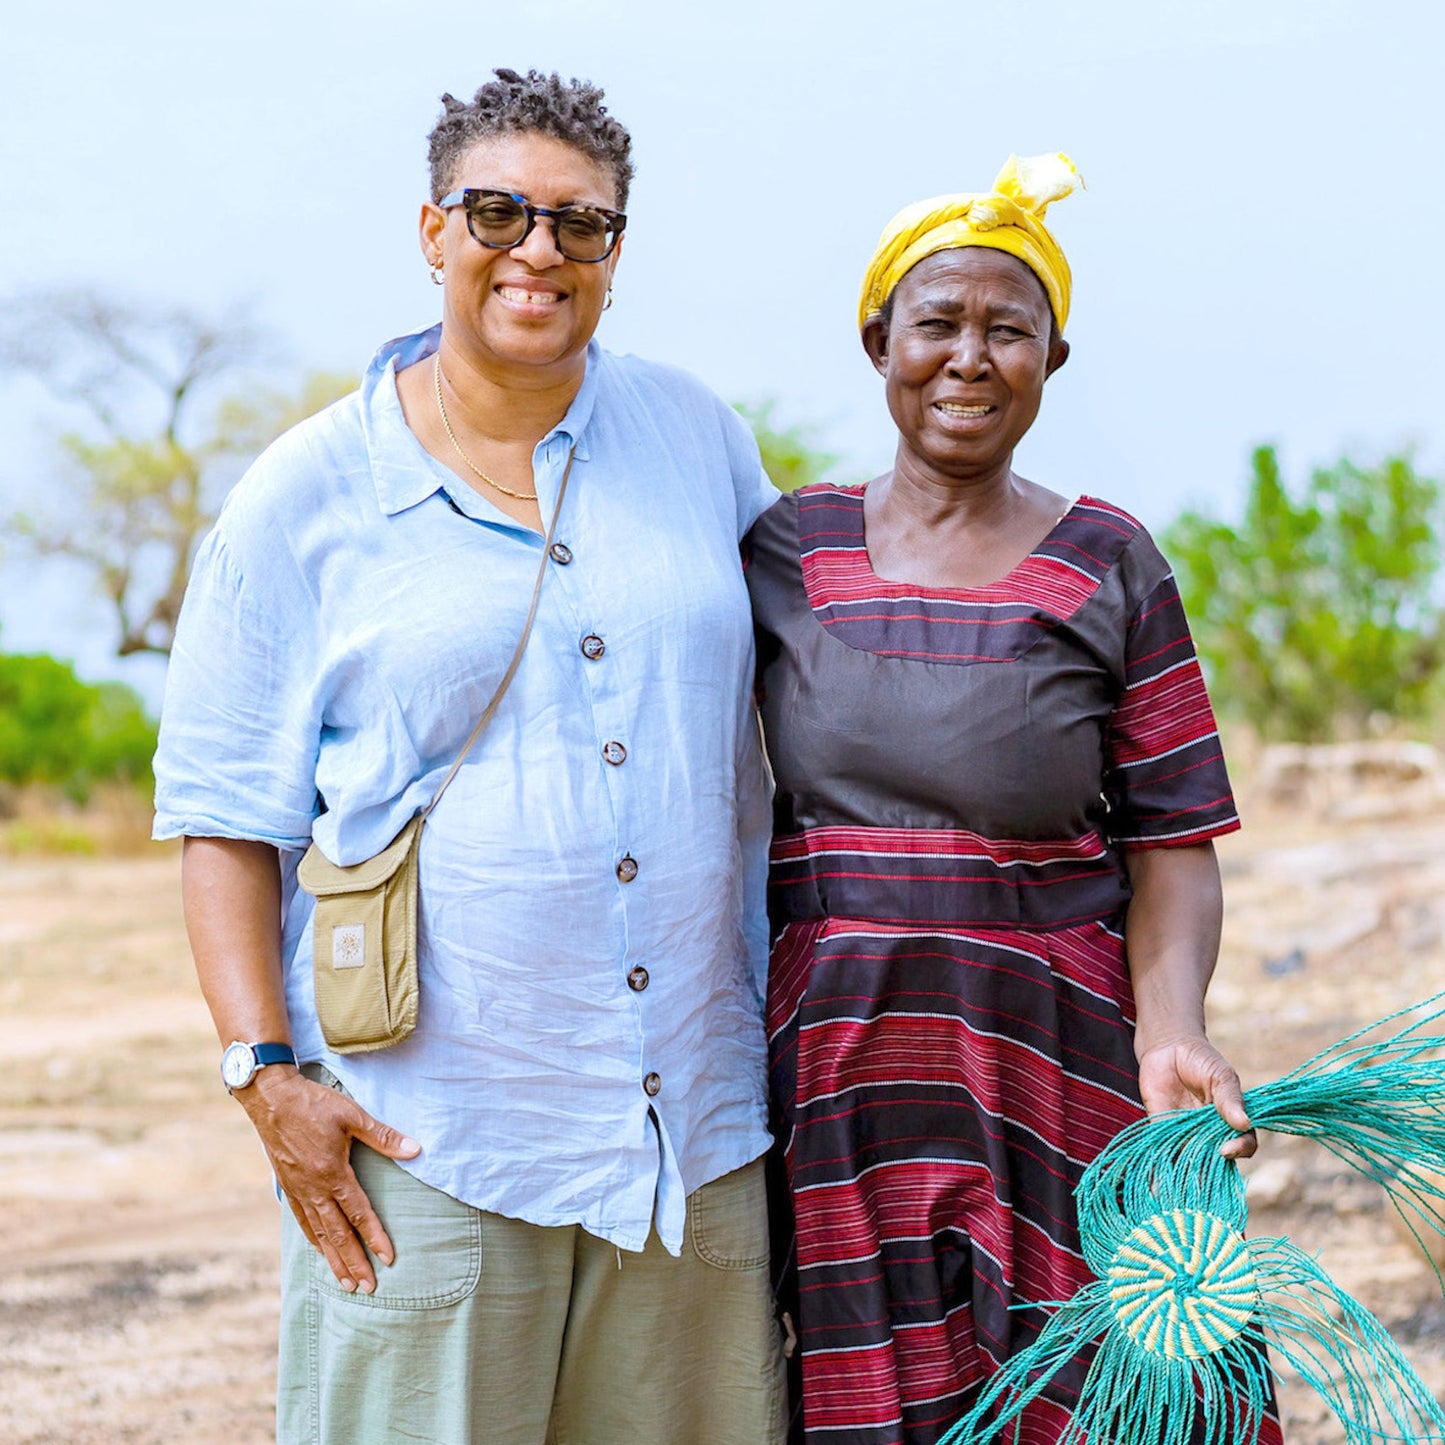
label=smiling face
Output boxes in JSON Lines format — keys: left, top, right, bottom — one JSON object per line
{"left": 862, "top": 247, "right": 1068, "bottom": 489}
{"left": 421, "top": 131, "right": 622, "bottom": 385}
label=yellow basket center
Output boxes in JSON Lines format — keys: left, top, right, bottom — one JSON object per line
{"left": 1106, "top": 1209, "right": 1260, "bottom": 1359}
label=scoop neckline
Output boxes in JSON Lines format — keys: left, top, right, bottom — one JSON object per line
{"left": 811, "top": 482, "right": 1088, "bottom": 598}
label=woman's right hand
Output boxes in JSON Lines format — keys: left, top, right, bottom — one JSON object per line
{"left": 234, "top": 1066, "right": 421, "bottom": 1293}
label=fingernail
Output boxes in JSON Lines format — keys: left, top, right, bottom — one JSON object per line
{"left": 357, "top": 1279, "right": 375, "bottom": 1295}
{"left": 378, "top": 1252, "right": 394, "bottom": 1267}
{"left": 400, "top": 1136, "right": 420, "bottom": 1153}
{"left": 340, "top": 1277, "right": 356, "bottom": 1292}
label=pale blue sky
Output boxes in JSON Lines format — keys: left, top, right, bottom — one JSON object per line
{"left": 2, "top": 0, "right": 1441, "bottom": 706}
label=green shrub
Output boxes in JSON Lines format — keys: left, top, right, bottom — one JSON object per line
{"left": 1163, "top": 448, "right": 1442, "bottom": 742}
{"left": 0, "top": 653, "right": 157, "bottom": 801}
{"left": 735, "top": 399, "right": 840, "bottom": 493}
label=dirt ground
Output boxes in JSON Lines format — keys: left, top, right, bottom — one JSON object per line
{"left": 3, "top": 765, "right": 1445, "bottom": 1443}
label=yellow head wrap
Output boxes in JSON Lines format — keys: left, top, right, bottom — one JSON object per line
{"left": 857, "top": 153, "right": 1082, "bottom": 333}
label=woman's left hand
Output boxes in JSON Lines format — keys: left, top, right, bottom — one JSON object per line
{"left": 1137, "top": 1034, "right": 1257, "bottom": 1159}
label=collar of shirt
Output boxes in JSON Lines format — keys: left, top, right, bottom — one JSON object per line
{"left": 364, "top": 324, "right": 598, "bottom": 519}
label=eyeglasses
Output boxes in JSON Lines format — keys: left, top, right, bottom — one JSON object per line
{"left": 437, "top": 189, "right": 626, "bottom": 263}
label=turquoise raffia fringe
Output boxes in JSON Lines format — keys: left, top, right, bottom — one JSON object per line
{"left": 939, "top": 995, "right": 1445, "bottom": 1445}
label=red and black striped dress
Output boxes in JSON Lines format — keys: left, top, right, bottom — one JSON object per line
{"left": 747, "top": 484, "right": 1267, "bottom": 1445}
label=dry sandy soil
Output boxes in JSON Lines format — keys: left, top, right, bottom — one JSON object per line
{"left": 3, "top": 766, "right": 1445, "bottom": 1443}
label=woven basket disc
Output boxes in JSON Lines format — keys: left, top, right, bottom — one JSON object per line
{"left": 1106, "top": 1209, "right": 1260, "bottom": 1359}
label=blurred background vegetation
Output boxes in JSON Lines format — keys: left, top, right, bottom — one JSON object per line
{"left": 3, "top": 290, "right": 1441, "bottom": 853}
{"left": 1164, "top": 448, "right": 1441, "bottom": 743}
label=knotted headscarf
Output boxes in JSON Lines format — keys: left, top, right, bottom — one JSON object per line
{"left": 857, "top": 153, "right": 1081, "bottom": 333}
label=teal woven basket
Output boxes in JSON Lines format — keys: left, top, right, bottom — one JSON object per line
{"left": 940, "top": 996, "right": 1445, "bottom": 1445}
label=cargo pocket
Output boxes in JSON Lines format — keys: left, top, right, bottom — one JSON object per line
{"left": 312, "top": 1142, "right": 482, "bottom": 1310}
{"left": 689, "top": 1158, "right": 771, "bottom": 1271}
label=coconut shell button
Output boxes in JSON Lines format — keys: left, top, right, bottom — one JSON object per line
{"left": 549, "top": 542, "right": 573, "bottom": 565}
{"left": 617, "top": 855, "right": 638, "bottom": 883}
{"left": 602, "top": 741, "right": 627, "bottom": 766}
{"left": 581, "top": 634, "right": 605, "bottom": 660}
{"left": 627, "top": 966, "right": 649, "bottom": 992}
{"left": 643, "top": 1072, "right": 662, "bottom": 1097}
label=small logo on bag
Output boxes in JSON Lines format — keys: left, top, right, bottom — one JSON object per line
{"left": 332, "top": 923, "right": 366, "bottom": 968}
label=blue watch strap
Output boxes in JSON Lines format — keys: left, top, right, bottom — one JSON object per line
{"left": 254, "top": 1042, "right": 297, "bottom": 1068}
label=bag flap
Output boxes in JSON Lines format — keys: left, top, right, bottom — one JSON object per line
{"left": 297, "top": 815, "right": 423, "bottom": 896}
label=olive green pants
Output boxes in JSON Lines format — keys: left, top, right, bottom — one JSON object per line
{"left": 277, "top": 1141, "right": 787, "bottom": 1444}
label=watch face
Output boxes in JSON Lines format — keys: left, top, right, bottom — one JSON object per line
{"left": 221, "top": 1042, "right": 256, "bottom": 1090}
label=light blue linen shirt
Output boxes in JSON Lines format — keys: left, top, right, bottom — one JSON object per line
{"left": 154, "top": 324, "right": 778, "bottom": 1254}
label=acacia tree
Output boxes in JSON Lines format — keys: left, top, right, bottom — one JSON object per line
{"left": 3, "top": 290, "right": 352, "bottom": 656}
{"left": 1162, "top": 446, "right": 1443, "bottom": 741}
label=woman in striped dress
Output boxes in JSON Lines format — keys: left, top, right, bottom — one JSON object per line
{"left": 748, "top": 155, "right": 1274, "bottom": 1445}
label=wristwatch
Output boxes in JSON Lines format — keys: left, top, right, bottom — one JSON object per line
{"left": 220, "top": 1040, "right": 297, "bottom": 1093}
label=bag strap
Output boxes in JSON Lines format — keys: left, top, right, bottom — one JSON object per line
{"left": 421, "top": 444, "right": 576, "bottom": 821}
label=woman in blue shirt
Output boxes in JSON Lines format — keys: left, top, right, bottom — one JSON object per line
{"left": 155, "top": 68, "right": 785, "bottom": 1444}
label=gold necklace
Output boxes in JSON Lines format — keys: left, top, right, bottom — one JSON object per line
{"left": 433, "top": 355, "right": 538, "bottom": 501}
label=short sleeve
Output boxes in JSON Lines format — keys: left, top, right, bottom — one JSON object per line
{"left": 1103, "top": 567, "right": 1239, "bottom": 848}
{"left": 152, "top": 521, "right": 324, "bottom": 850}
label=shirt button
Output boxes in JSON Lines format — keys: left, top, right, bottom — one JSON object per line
{"left": 549, "top": 542, "right": 574, "bottom": 565}
{"left": 628, "top": 966, "right": 650, "bottom": 991}
{"left": 643, "top": 1072, "right": 662, "bottom": 1097}
{"left": 602, "top": 741, "right": 627, "bottom": 766}
{"left": 581, "top": 633, "right": 605, "bottom": 660}
{"left": 616, "top": 854, "right": 638, "bottom": 883}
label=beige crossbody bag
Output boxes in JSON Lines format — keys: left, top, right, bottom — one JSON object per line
{"left": 296, "top": 449, "right": 575, "bottom": 1053}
